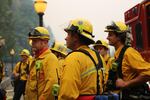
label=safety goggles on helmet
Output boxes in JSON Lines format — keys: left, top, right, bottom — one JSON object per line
{"left": 105, "top": 21, "right": 129, "bottom": 33}
{"left": 96, "top": 40, "right": 102, "bottom": 44}
{"left": 19, "top": 49, "right": 30, "bottom": 57}
{"left": 65, "top": 24, "right": 95, "bottom": 38}
{"left": 28, "top": 29, "right": 49, "bottom": 37}
{"left": 93, "top": 40, "right": 109, "bottom": 49}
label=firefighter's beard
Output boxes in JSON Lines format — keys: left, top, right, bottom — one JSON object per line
{"left": 66, "top": 41, "right": 75, "bottom": 50}
{"left": 108, "top": 40, "right": 117, "bottom": 47}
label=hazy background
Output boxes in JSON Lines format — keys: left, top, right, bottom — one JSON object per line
{"left": 44, "top": 0, "right": 143, "bottom": 42}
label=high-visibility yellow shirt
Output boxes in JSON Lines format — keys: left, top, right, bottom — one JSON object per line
{"left": 25, "top": 49, "right": 59, "bottom": 100}
{"left": 115, "top": 45, "right": 150, "bottom": 81}
{"left": 58, "top": 45, "right": 107, "bottom": 100}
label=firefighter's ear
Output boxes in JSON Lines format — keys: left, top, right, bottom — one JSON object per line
{"left": 73, "top": 33, "right": 80, "bottom": 42}
{"left": 116, "top": 36, "right": 121, "bottom": 42}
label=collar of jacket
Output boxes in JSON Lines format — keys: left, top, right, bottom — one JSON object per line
{"left": 35, "top": 48, "right": 50, "bottom": 59}
{"left": 103, "top": 54, "right": 110, "bottom": 62}
{"left": 76, "top": 45, "right": 89, "bottom": 50}
{"left": 114, "top": 45, "right": 124, "bottom": 59}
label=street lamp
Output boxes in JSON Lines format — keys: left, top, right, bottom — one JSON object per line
{"left": 34, "top": 0, "right": 47, "bottom": 26}
{"left": 10, "top": 49, "right": 15, "bottom": 72}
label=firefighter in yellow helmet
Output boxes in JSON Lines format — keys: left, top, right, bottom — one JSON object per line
{"left": 51, "top": 42, "right": 68, "bottom": 59}
{"left": 93, "top": 40, "right": 115, "bottom": 86}
{"left": 58, "top": 18, "right": 107, "bottom": 100}
{"left": 93, "top": 40, "right": 109, "bottom": 58}
{"left": 105, "top": 21, "right": 150, "bottom": 99}
{"left": 25, "top": 27, "right": 59, "bottom": 100}
{"left": 51, "top": 42, "right": 68, "bottom": 80}
{"left": 12, "top": 49, "right": 31, "bottom": 100}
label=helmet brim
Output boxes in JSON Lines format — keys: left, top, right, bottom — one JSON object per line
{"left": 19, "top": 54, "right": 29, "bottom": 57}
{"left": 28, "top": 36, "right": 50, "bottom": 40}
{"left": 80, "top": 31, "right": 95, "bottom": 44}
{"left": 104, "top": 29, "right": 115, "bottom": 32}
{"left": 93, "top": 44, "right": 108, "bottom": 49}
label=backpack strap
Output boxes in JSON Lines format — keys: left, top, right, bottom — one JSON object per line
{"left": 25, "top": 62, "right": 30, "bottom": 75}
{"left": 16, "top": 61, "right": 22, "bottom": 80}
{"left": 94, "top": 50, "right": 104, "bottom": 94}
{"left": 68, "top": 49, "right": 103, "bottom": 95}
{"left": 18, "top": 62, "right": 22, "bottom": 74}
{"left": 116, "top": 45, "right": 130, "bottom": 78}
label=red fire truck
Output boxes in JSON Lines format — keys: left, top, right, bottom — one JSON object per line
{"left": 124, "top": 0, "right": 150, "bottom": 62}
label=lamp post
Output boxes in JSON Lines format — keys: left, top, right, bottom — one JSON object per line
{"left": 10, "top": 49, "right": 15, "bottom": 72}
{"left": 34, "top": 0, "right": 47, "bottom": 26}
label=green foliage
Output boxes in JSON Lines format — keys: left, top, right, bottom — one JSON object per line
{"left": 0, "top": 0, "right": 38, "bottom": 62}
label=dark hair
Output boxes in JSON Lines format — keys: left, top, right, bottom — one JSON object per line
{"left": 78, "top": 34, "right": 93, "bottom": 45}
{"left": 115, "top": 32, "right": 126, "bottom": 44}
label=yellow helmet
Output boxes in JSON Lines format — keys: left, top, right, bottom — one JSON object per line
{"left": 51, "top": 42, "right": 68, "bottom": 56}
{"left": 19, "top": 49, "right": 30, "bottom": 57}
{"left": 64, "top": 18, "right": 95, "bottom": 44}
{"left": 28, "top": 27, "right": 50, "bottom": 40}
{"left": 104, "top": 21, "right": 129, "bottom": 33}
{"left": 93, "top": 40, "right": 109, "bottom": 49}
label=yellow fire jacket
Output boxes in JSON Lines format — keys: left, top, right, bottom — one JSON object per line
{"left": 115, "top": 45, "right": 150, "bottom": 81}
{"left": 25, "top": 49, "right": 59, "bottom": 100}
{"left": 58, "top": 58, "right": 65, "bottom": 80}
{"left": 103, "top": 54, "right": 115, "bottom": 84}
{"left": 58, "top": 45, "right": 107, "bottom": 100}
{"left": 13, "top": 60, "right": 30, "bottom": 81}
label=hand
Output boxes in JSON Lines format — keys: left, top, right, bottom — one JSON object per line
{"left": 39, "top": 95, "right": 45, "bottom": 100}
{"left": 116, "top": 78, "right": 128, "bottom": 88}
{"left": 15, "top": 73, "right": 19, "bottom": 77}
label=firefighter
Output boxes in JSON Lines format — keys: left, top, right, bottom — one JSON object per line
{"left": 50, "top": 42, "right": 69, "bottom": 99}
{"left": 93, "top": 40, "right": 115, "bottom": 86}
{"left": 51, "top": 42, "right": 68, "bottom": 79}
{"left": 51, "top": 42, "right": 68, "bottom": 59}
{"left": 58, "top": 18, "right": 107, "bottom": 100}
{"left": 12, "top": 49, "right": 31, "bottom": 100}
{"left": 105, "top": 21, "right": 150, "bottom": 100}
{"left": 25, "top": 27, "right": 59, "bottom": 100}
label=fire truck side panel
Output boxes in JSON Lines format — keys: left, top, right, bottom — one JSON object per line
{"left": 124, "top": 0, "right": 150, "bottom": 62}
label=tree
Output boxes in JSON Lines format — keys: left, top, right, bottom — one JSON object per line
{"left": 0, "top": 0, "right": 38, "bottom": 62}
